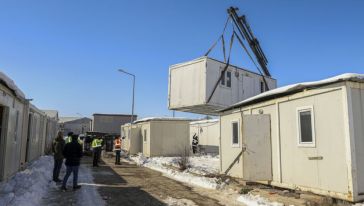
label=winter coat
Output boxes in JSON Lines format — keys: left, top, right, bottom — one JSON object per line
{"left": 53, "top": 138, "right": 65, "bottom": 160}
{"left": 63, "top": 140, "right": 82, "bottom": 166}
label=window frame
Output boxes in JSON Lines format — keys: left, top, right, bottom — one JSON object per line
{"left": 296, "top": 106, "right": 316, "bottom": 147}
{"left": 221, "top": 70, "right": 225, "bottom": 86}
{"left": 226, "top": 71, "right": 232, "bottom": 88}
{"left": 260, "top": 81, "right": 265, "bottom": 93}
{"left": 220, "top": 69, "right": 232, "bottom": 89}
{"left": 231, "top": 120, "right": 240, "bottom": 148}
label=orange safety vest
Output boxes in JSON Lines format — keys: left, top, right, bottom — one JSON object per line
{"left": 114, "top": 139, "right": 121, "bottom": 150}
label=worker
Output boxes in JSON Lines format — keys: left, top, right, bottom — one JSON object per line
{"left": 61, "top": 134, "right": 82, "bottom": 191}
{"left": 192, "top": 133, "right": 199, "bottom": 154}
{"left": 52, "top": 131, "right": 65, "bottom": 182}
{"left": 114, "top": 136, "right": 122, "bottom": 165}
{"left": 92, "top": 136, "right": 103, "bottom": 167}
{"left": 65, "top": 132, "right": 73, "bottom": 143}
{"left": 66, "top": 132, "right": 83, "bottom": 146}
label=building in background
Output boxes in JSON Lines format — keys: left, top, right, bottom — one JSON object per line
{"left": 131, "top": 117, "right": 193, "bottom": 157}
{"left": 189, "top": 119, "right": 220, "bottom": 155}
{"left": 42, "top": 110, "right": 59, "bottom": 153}
{"left": 121, "top": 123, "right": 142, "bottom": 155}
{"left": 59, "top": 117, "right": 92, "bottom": 135}
{"left": 93, "top": 113, "right": 137, "bottom": 135}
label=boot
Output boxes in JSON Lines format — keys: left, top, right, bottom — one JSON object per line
{"left": 73, "top": 185, "right": 82, "bottom": 190}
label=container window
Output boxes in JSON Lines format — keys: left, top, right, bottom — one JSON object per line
{"left": 260, "top": 81, "right": 265, "bottom": 93}
{"left": 226, "top": 71, "right": 231, "bottom": 88}
{"left": 143, "top": 129, "right": 147, "bottom": 142}
{"left": 221, "top": 71, "right": 225, "bottom": 86}
{"left": 297, "top": 106, "right": 315, "bottom": 147}
{"left": 231, "top": 121, "right": 239, "bottom": 147}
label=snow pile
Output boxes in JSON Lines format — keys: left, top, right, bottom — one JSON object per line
{"left": 164, "top": 197, "right": 198, "bottom": 206}
{"left": 0, "top": 156, "right": 56, "bottom": 206}
{"left": 133, "top": 117, "right": 195, "bottom": 124}
{"left": 129, "top": 154, "right": 222, "bottom": 190}
{"left": 237, "top": 194, "right": 283, "bottom": 206}
{"left": 187, "top": 155, "right": 219, "bottom": 175}
{"left": 0, "top": 71, "right": 26, "bottom": 99}
{"left": 189, "top": 119, "right": 219, "bottom": 125}
{"left": 223, "top": 73, "right": 364, "bottom": 111}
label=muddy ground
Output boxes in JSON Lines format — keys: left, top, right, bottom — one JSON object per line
{"left": 97, "top": 156, "right": 223, "bottom": 206}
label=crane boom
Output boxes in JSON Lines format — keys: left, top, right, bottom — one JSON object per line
{"left": 227, "top": 7, "right": 271, "bottom": 77}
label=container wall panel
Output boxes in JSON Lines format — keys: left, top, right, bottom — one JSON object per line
{"left": 169, "top": 58, "right": 206, "bottom": 109}
{"left": 350, "top": 84, "right": 364, "bottom": 194}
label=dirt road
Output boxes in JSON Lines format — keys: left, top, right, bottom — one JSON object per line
{"left": 95, "top": 156, "right": 223, "bottom": 206}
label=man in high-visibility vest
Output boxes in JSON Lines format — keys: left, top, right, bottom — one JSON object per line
{"left": 114, "top": 136, "right": 122, "bottom": 165}
{"left": 66, "top": 133, "right": 83, "bottom": 149}
{"left": 92, "top": 136, "right": 103, "bottom": 167}
{"left": 65, "top": 132, "right": 73, "bottom": 143}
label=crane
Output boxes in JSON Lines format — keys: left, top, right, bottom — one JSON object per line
{"left": 206, "top": 7, "right": 272, "bottom": 103}
{"left": 227, "top": 7, "right": 271, "bottom": 77}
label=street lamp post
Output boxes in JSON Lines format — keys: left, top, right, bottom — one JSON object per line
{"left": 117, "top": 69, "right": 135, "bottom": 124}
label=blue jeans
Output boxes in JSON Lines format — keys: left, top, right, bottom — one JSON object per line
{"left": 62, "top": 166, "right": 79, "bottom": 187}
{"left": 115, "top": 150, "right": 121, "bottom": 164}
{"left": 53, "top": 158, "right": 63, "bottom": 180}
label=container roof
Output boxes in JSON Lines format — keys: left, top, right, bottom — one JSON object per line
{"left": 133, "top": 117, "right": 195, "bottom": 124}
{"left": 170, "top": 56, "right": 276, "bottom": 80}
{"left": 93, "top": 113, "right": 136, "bottom": 117}
{"left": 190, "top": 119, "right": 219, "bottom": 125}
{"left": 0, "top": 71, "right": 25, "bottom": 99}
{"left": 221, "top": 73, "right": 364, "bottom": 112}
{"left": 59, "top": 116, "right": 92, "bottom": 123}
{"left": 42, "top": 110, "right": 59, "bottom": 118}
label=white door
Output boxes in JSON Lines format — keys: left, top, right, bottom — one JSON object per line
{"left": 242, "top": 115, "right": 272, "bottom": 181}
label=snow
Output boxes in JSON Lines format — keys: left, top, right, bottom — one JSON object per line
{"left": 187, "top": 155, "right": 220, "bottom": 175}
{"left": 0, "top": 156, "right": 56, "bottom": 206}
{"left": 237, "top": 194, "right": 284, "bottom": 206}
{"left": 164, "top": 197, "right": 198, "bottom": 206}
{"left": 189, "top": 119, "right": 219, "bottom": 125}
{"left": 133, "top": 117, "right": 195, "bottom": 124}
{"left": 76, "top": 166, "right": 106, "bottom": 206}
{"left": 129, "top": 154, "right": 222, "bottom": 189}
{"left": 0, "top": 156, "right": 105, "bottom": 206}
{"left": 223, "top": 73, "right": 364, "bottom": 111}
{"left": 0, "top": 71, "right": 26, "bottom": 99}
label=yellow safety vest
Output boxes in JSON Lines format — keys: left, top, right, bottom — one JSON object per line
{"left": 66, "top": 136, "right": 83, "bottom": 144}
{"left": 92, "top": 138, "right": 103, "bottom": 148}
{"left": 66, "top": 136, "right": 72, "bottom": 143}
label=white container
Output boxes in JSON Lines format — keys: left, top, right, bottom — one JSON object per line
{"left": 168, "top": 56, "right": 277, "bottom": 115}
{"left": 189, "top": 119, "right": 220, "bottom": 154}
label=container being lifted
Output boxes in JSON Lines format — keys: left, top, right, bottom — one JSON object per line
{"left": 168, "top": 56, "right": 277, "bottom": 115}
{"left": 168, "top": 7, "right": 277, "bottom": 115}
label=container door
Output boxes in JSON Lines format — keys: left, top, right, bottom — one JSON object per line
{"left": 242, "top": 115, "right": 272, "bottom": 181}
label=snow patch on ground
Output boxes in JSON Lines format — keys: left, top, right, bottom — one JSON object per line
{"left": 129, "top": 154, "right": 221, "bottom": 190}
{"left": 187, "top": 155, "right": 219, "bottom": 175}
{"left": 164, "top": 196, "right": 198, "bottom": 206}
{"left": 0, "top": 156, "right": 57, "bottom": 206}
{"left": 237, "top": 194, "right": 284, "bottom": 206}
{"left": 76, "top": 165, "right": 106, "bottom": 206}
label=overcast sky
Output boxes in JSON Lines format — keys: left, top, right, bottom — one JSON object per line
{"left": 0, "top": 0, "right": 363, "bottom": 118}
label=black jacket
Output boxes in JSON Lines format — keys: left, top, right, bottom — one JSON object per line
{"left": 63, "top": 140, "right": 82, "bottom": 166}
